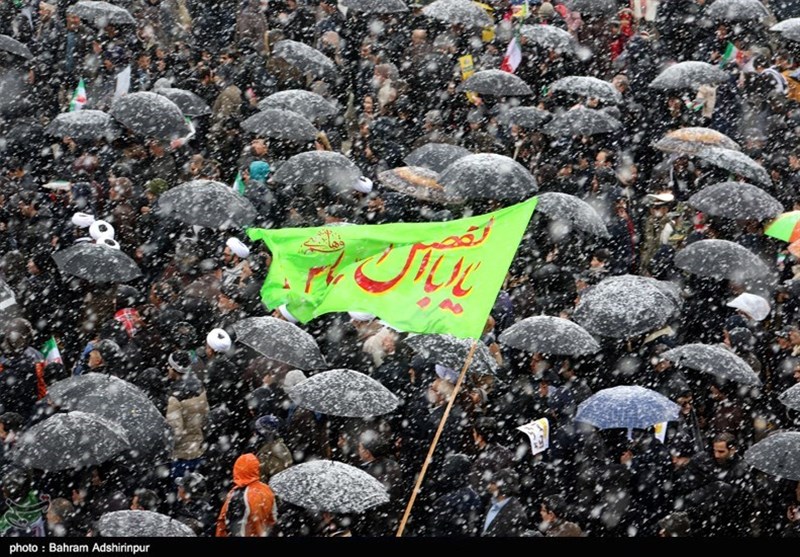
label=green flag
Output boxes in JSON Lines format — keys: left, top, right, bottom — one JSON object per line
{"left": 247, "top": 197, "right": 537, "bottom": 339}
{"left": 69, "top": 78, "right": 87, "bottom": 112}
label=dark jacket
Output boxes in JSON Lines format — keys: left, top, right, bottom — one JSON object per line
{"left": 481, "top": 497, "right": 528, "bottom": 537}
{"left": 0, "top": 350, "right": 39, "bottom": 419}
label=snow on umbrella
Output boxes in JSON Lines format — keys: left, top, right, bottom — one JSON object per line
{"left": 232, "top": 316, "right": 327, "bottom": 370}
{"left": 422, "top": 0, "right": 494, "bottom": 28}
{"left": 771, "top": 18, "right": 800, "bottom": 41}
{"left": 258, "top": 89, "right": 338, "bottom": 122}
{"left": 519, "top": 24, "right": 575, "bottom": 53}
{"left": 153, "top": 87, "right": 211, "bottom": 117}
{"left": 549, "top": 76, "right": 622, "bottom": 104}
{"left": 662, "top": 343, "right": 761, "bottom": 386}
{"left": 288, "top": 369, "right": 399, "bottom": 417}
{"left": 745, "top": 431, "right": 800, "bottom": 481}
{"left": 564, "top": 0, "right": 618, "bottom": 16}
{"left": 573, "top": 274, "right": 682, "bottom": 339}
{"left": 52, "top": 242, "right": 142, "bottom": 283}
{"left": 45, "top": 110, "right": 121, "bottom": 142}
{"left": 499, "top": 316, "right": 600, "bottom": 356}
{"left": 693, "top": 147, "right": 771, "bottom": 186}
{"left": 542, "top": 106, "right": 622, "bottom": 137}
{"left": 654, "top": 127, "right": 740, "bottom": 155}
{"left": 157, "top": 180, "right": 257, "bottom": 229}
{"left": 439, "top": 153, "right": 538, "bottom": 201}
{"left": 270, "top": 460, "right": 389, "bottom": 513}
{"left": 674, "top": 239, "right": 771, "bottom": 282}
{"left": 575, "top": 386, "right": 681, "bottom": 430}
{"left": 67, "top": 1, "right": 135, "bottom": 26}
{"left": 537, "top": 192, "right": 609, "bottom": 238}
{"left": 496, "top": 106, "right": 551, "bottom": 130}
{"left": 688, "top": 182, "right": 783, "bottom": 221}
{"left": 378, "top": 166, "right": 449, "bottom": 203}
{"left": 97, "top": 510, "right": 195, "bottom": 537}
{"left": 271, "top": 151, "right": 361, "bottom": 192}
{"left": 10, "top": 411, "right": 129, "bottom": 470}
{"left": 457, "top": 69, "right": 533, "bottom": 96}
{"left": 111, "top": 92, "right": 190, "bottom": 141}
{"left": 404, "top": 143, "right": 471, "bottom": 173}
{"left": 649, "top": 61, "right": 729, "bottom": 90}
{"left": 779, "top": 383, "right": 800, "bottom": 411}
{"left": 404, "top": 334, "right": 498, "bottom": 377}
{"left": 272, "top": 39, "right": 338, "bottom": 79}
{"left": 240, "top": 108, "right": 318, "bottom": 143}
{"left": 340, "top": 0, "right": 408, "bottom": 13}
{"left": 0, "top": 34, "right": 32, "bottom": 61}
{"left": 706, "top": 0, "right": 769, "bottom": 21}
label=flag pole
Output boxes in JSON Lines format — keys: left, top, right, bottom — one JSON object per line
{"left": 395, "top": 339, "right": 479, "bottom": 537}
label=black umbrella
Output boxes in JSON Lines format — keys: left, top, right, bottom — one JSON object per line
{"left": 0, "top": 35, "right": 32, "bottom": 61}
{"left": 45, "top": 110, "right": 122, "bottom": 142}
{"left": 496, "top": 106, "right": 551, "bottom": 130}
{"left": 240, "top": 109, "right": 318, "bottom": 142}
{"left": 662, "top": 343, "right": 761, "bottom": 386}
{"left": 537, "top": 192, "right": 609, "bottom": 238}
{"left": 258, "top": 90, "right": 338, "bottom": 122}
{"left": 404, "top": 334, "right": 498, "bottom": 377}
{"left": 564, "top": 0, "right": 618, "bottom": 16}
{"left": 650, "top": 61, "right": 730, "bottom": 90}
{"left": 706, "top": 0, "right": 769, "bottom": 21}
{"left": 499, "top": 316, "right": 600, "bottom": 356}
{"left": 779, "top": 383, "right": 800, "bottom": 411}
{"left": 542, "top": 106, "right": 622, "bottom": 136}
{"left": 673, "top": 239, "right": 771, "bottom": 282}
{"left": 520, "top": 24, "right": 575, "bottom": 53}
{"left": 10, "top": 411, "right": 129, "bottom": 471}
{"left": 288, "top": 369, "right": 399, "bottom": 418}
{"left": 549, "top": 76, "right": 622, "bottom": 104}
{"left": 232, "top": 316, "right": 327, "bottom": 370}
{"left": 272, "top": 39, "right": 338, "bottom": 79}
{"left": 157, "top": 180, "right": 257, "bottom": 229}
{"left": 694, "top": 147, "right": 771, "bottom": 186}
{"left": 52, "top": 242, "right": 142, "bottom": 283}
{"left": 111, "top": 92, "right": 190, "bottom": 141}
{"left": 457, "top": 70, "right": 533, "bottom": 96}
{"left": 97, "top": 510, "right": 196, "bottom": 537}
{"left": 404, "top": 143, "right": 471, "bottom": 173}
{"left": 271, "top": 151, "right": 361, "bottom": 191}
{"left": 439, "top": 153, "right": 538, "bottom": 201}
{"left": 771, "top": 18, "right": 800, "bottom": 42}
{"left": 573, "top": 275, "right": 682, "bottom": 339}
{"left": 67, "top": 1, "right": 135, "bottom": 26}
{"left": 340, "top": 0, "right": 408, "bottom": 13}
{"left": 378, "top": 166, "right": 448, "bottom": 203}
{"left": 745, "top": 431, "right": 800, "bottom": 481}
{"left": 422, "top": 0, "right": 494, "bottom": 28}
{"left": 688, "top": 182, "right": 783, "bottom": 221}
{"left": 654, "top": 127, "right": 740, "bottom": 155}
{"left": 154, "top": 87, "right": 211, "bottom": 117}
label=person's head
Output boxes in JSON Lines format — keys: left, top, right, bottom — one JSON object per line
{"left": 249, "top": 160, "right": 271, "bottom": 183}
{"left": 250, "top": 138, "right": 268, "bottom": 155}
{"left": 0, "top": 412, "right": 24, "bottom": 441}
{"left": 205, "top": 328, "right": 232, "bottom": 357}
{"left": 713, "top": 432, "right": 737, "bottom": 465}
{"left": 3, "top": 318, "right": 34, "bottom": 355}
{"left": 167, "top": 350, "right": 192, "bottom": 380}
{"left": 472, "top": 417, "right": 498, "bottom": 448}
{"left": 46, "top": 498, "right": 74, "bottom": 536}
{"left": 2, "top": 468, "right": 31, "bottom": 503}
{"left": 428, "top": 376, "right": 454, "bottom": 406}
{"left": 88, "top": 339, "right": 120, "bottom": 369}
{"left": 131, "top": 488, "right": 161, "bottom": 511}
{"left": 411, "top": 29, "right": 427, "bottom": 46}
{"left": 147, "top": 139, "right": 166, "bottom": 158}
{"left": 357, "top": 431, "right": 389, "bottom": 463}
{"left": 488, "top": 468, "right": 519, "bottom": 500}
{"left": 658, "top": 512, "right": 691, "bottom": 537}
{"left": 540, "top": 494, "right": 568, "bottom": 524}
{"left": 66, "top": 13, "right": 81, "bottom": 29}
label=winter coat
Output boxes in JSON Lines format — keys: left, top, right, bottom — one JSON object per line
{"left": 166, "top": 373, "right": 209, "bottom": 460}
{"left": 216, "top": 453, "right": 276, "bottom": 537}
{"left": 0, "top": 350, "right": 39, "bottom": 419}
{"left": 481, "top": 497, "right": 528, "bottom": 537}
{"left": 546, "top": 518, "right": 583, "bottom": 537}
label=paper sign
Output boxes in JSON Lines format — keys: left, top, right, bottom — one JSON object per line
{"left": 459, "top": 55, "right": 480, "bottom": 105}
{"left": 654, "top": 421, "right": 667, "bottom": 443}
{"left": 517, "top": 418, "right": 549, "bottom": 455}
{"left": 115, "top": 65, "right": 131, "bottom": 98}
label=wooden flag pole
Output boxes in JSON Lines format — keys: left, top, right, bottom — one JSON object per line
{"left": 395, "top": 339, "right": 479, "bottom": 537}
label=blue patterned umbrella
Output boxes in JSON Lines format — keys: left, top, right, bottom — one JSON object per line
{"left": 575, "top": 386, "right": 680, "bottom": 430}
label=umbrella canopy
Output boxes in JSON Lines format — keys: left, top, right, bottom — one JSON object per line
{"left": 745, "top": 431, "right": 800, "bottom": 481}
{"left": 52, "top": 242, "right": 142, "bottom": 283}
{"left": 496, "top": 106, "right": 551, "bottom": 130}
{"left": 649, "top": 61, "right": 729, "bottom": 90}
{"left": 258, "top": 90, "right": 338, "bottom": 122}
{"left": 694, "top": 147, "right": 771, "bottom": 186}
{"left": 240, "top": 109, "right": 318, "bottom": 142}
{"left": 778, "top": 384, "right": 800, "bottom": 411}
{"left": 662, "top": 343, "right": 761, "bottom": 386}
{"left": 0, "top": 278, "right": 20, "bottom": 322}
{"left": 771, "top": 18, "right": 800, "bottom": 41}
{"left": 271, "top": 460, "right": 389, "bottom": 513}
{"left": 404, "top": 143, "right": 471, "bottom": 173}
{"left": 549, "top": 76, "right": 622, "bottom": 104}
{"left": 271, "top": 151, "right": 361, "bottom": 191}
{"left": 422, "top": 0, "right": 494, "bottom": 28}
{"left": 232, "top": 316, "right": 327, "bottom": 370}
{"left": 157, "top": 180, "right": 257, "bottom": 229}
{"left": 378, "top": 166, "right": 448, "bottom": 203}
{"left": 766, "top": 211, "right": 800, "bottom": 243}
{"left": 340, "top": 0, "right": 408, "bottom": 13}
{"left": 727, "top": 292, "right": 771, "bottom": 322}
{"left": 575, "top": 386, "right": 681, "bottom": 430}
{"left": 573, "top": 275, "right": 681, "bottom": 338}
{"left": 673, "top": 239, "right": 771, "bottom": 282}
{"left": 706, "top": 0, "right": 769, "bottom": 21}
{"left": 10, "top": 411, "right": 129, "bottom": 470}
{"left": 542, "top": 106, "right": 622, "bottom": 136}
{"left": 457, "top": 69, "right": 533, "bottom": 96}
{"left": 0, "top": 35, "right": 32, "bottom": 61}
{"left": 404, "top": 334, "right": 498, "bottom": 377}
{"left": 0, "top": 69, "right": 29, "bottom": 117}
{"left": 654, "top": 127, "right": 740, "bottom": 154}
{"left": 499, "top": 316, "right": 600, "bottom": 356}
{"left": 288, "top": 369, "right": 399, "bottom": 417}
{"left": 519, "top": 24, "right": 575, "bottom": 53}
{"left": 272, "top": 40, "right": 338, "bottom": 79}
{"left": 688, "top": 182, "right": 782, "bottom": 221}
{"left": 564, "top": 0, "right": 618, "bottom": 16}
{"left": 111, "top": 92, "right": 190, "bottom": 141}
{"left": 67, "top": 1, "right": 135, "bottom": 26}
{"left": 45, "top": 110, "right": 121, "bottom": 142}
{"left": 97, "top": 510, "right": 195, "bottom": 537}
{"left": 154, "top": 87, "right": 211, "bottom": 117}
{"left": 439, "top": 153, "right": 538, "bottom": 201}
{"left": 536, "top": 192, "right": 609, "bottom": 237}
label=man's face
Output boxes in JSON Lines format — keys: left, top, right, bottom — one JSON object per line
{"left": 677, "top": 394, "right": 693, "bottom": 416}
{"left": 713, "top": 441, "right": 734, "bottom": 464}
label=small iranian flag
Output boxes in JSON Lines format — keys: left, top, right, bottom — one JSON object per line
{"left": 718, "top": 42, "right": 739, "bottom": 68}
{"left": 501, "top": 35, "right": 522, "bottom": 74}
{"left": 41, "top": 336, "right": 62, "bottom": 364}
{"left": 69, "top": 78, "right": 87, "bottom": 112}
{"left": 232, "top": 171, "right": 246, "bottom": 195}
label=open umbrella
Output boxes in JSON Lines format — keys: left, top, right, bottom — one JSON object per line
{"left": 649, "top": 61, "right": 729, "bottom": 90}
{"left": 575, "top": 386, "right": 681, "bottom": 430}
{"left": 779, "top": 384, "right": 800, "bottom": 411}
{"left": 772, "top": 18, "right": 800, "bottom": 41}
{"left": 688, "top": 182, "right": 782, "bottom": 221}
{"left": 549, "top": 76, "right": 622, "bottom": 104}
{"left": 154, "top": 87, "right": 211, "bottom": 117}
{"left": 378, "top": 166, "right": 448, "bottom": 203}
{"left": 0, "top": 35, "right": 32, "bottom": 61}
{"left": 765, "top": 211, "right": 800, "bottom": 243}
{"left": 654, "top": 127, "right": 740, "bottom": 154}
{"left": 97, "top": 510, "right": 195, "bottom": 537}
{"left": 258, "top": 90, "right": 338, "bottom": 122}
{"left": 45, "top": 110, "right": 121, "bottom": 142}
{"left": 10, "top": 411, "right": 129, "bottom": 470}
{"left": 745, "top": 431, "right": 800, "bottom": 481}
{"left": 288, "top": 369, "right": 399, "bottom": 417}
{"left": 111, "top": 92, "right": 190, "bottom": 141}
{"left": 499, "top": 316, "right": 600, "bottom": 356}
{"left": 270, "top": 460, "right": 389, "bottom": 513}
{"left": 496, "top": 106, "right": 551, "bottom": 130}
{"left": 340, "top": 0, "right": 408, "bottom": 13}
{"left": 458, "top": 69, "right": 533, "bottom": 96}
{"left": 67, "top": 1, "right": 135, "bottom": 26}
{"left": 674, "top": 239, "right": 771, "bottom": 282}
{"left": 271, "top": 151, "right": 361, "bottom": 192}
{"left": 694, "top": 147, "right": 771, "bottom": 186}
{"left": 662, "top": 343, "right": 761, "bottom": 386}
{"left": 232, "top": 316, "right": 327, "bottom": 370}
{"left": 272, "top": 40, "right": 338, "bottom": 79}
{"left": 536, "top": 192, "right": 609, "bottom": 238}
{"left": 706, "top": 0, "right": 769, "bottom": 21}
{"left": 542, "top": 106, "right": 622, "bottom": 136}
{"left": 519, "top": 24, "right": 575, "bottom": 53}
{"left": 422, "top": 0, "right": 494, "bottom": 28}
{"left": 240, "top": 109, "right": 318, "bottom": 143}
{"left": 564, "top": 0, "right": 618, "bottom": 16}
{"left": 439, "top": 153, "right": 538, "bottom": 201}
{"left": 0, "top": 279, "right": 20, "bottom": 322}
{"left": 405, "top": 334, "right": 498, "bottom": 377}
{"left": 157, "top": 180, "right": 257, "bottom": 229}
{"left": 573, "top": 275, "right": 681, "bottom": 339}
{"left": 52, "top": 242, "right": 142, "bottom": 283}
{"left": 404, "top": 143, "right": 471, "bottom": 173}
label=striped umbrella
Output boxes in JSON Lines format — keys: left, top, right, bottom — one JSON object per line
{"left": 765, "top": 211, "right": 800, "bottom": 257}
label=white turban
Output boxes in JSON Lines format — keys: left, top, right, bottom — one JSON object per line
{"left": 206, "top": 328, "right": 232, "bottom": 352}
{"left": 226, "top": 237, "right": 250, "bottom": 259}
{"left": 72, "top": 212, "right": 96, "bottom": 228}
{"left": 89, "top": 220, "right": 115, "bottom": 240}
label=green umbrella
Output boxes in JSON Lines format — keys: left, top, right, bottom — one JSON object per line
{"left": 765, "top": 211, "right": 800, "bottom": 243}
